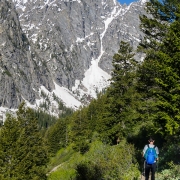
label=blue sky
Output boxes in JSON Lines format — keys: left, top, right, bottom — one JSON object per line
{"left": 117, "top": 0, "right": 137, "bottom": 5}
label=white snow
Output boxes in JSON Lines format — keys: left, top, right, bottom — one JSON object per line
{"left": 0, "top": 81, "right": 82, "bottom": 120}
{"left": 12, "top": 0, "right": 28, "bottom": 11}
{"left": 53, "top": 82, "right": 81, "bottom": 108}
{"left": 139, "top": 0, "right": 148, "bottom": 4}
{"left": 72, "top": 2, "right": 132, "bottom": 99}
{"left": 31, "top": 82, "right": 81, "bottom": 110}
{"left": 76, "top": 37, "right": 85, "bottom": 43}
{"left": 63, "top": 0, "right": 81, "bottom": 3}
{"left": 81, "top": 59, "right": 111, "bottom": 98}
{"left": 12, "top": 0, "right": 28, "bottom": 4}
{"left": 31, "top": 34, "right": 38, "bottom": 43}
{"left": 113, "top": 0, "right": 117, "bottom": 5}
{"left": 4, "top": 0, "right": 142, "bottom": 120}
{"left": 0, "top": 106, "right": 16, "bottom": 124}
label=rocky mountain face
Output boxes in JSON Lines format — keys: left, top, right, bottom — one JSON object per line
{"left": 0, "top": 0, "right": 53, "bottom": 112}
{"left": 0, "top": 0, "right": 146, "bottom": 118}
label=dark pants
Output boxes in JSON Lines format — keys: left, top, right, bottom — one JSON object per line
{"left": 145, "top": 163, "right": 156, "bottom": 180}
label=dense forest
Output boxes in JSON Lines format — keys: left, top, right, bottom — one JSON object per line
{"left": 0, "top": 0, "right": 180, "bottom": 179}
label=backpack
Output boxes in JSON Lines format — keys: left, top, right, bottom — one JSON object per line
{"left": 145, "top": 145, "right": 157, "bottom": 165}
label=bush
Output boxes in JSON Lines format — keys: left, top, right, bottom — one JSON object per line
{"left": 48, "top": 168, "right": 76, "bottom": 180}
{"left": 47, "top": 141, "right": 140, "bottom": 180}
{"left": 76, "top": 161, "right": 102, "bottom": 180}
{"left": 157, "top": 163, "right": 180, "bottom": 180}
{"left": 77, "top": 140, "right": 140, "bottom": 180}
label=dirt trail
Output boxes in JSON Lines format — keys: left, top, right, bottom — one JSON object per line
{"left": 49, "top": 164, "right": 62, "bottom": 173}
{"left": 140, "top": 175, "right": 145, "bottom": 180}
{"left": 46, "top": 163, "right": 64, "bottom": 176}
{"left": 140, "top": 174, "right": 155, "bottom": 180}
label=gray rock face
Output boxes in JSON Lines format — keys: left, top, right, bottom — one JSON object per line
{"left": 0, "top": 0, "right": 53, "bottom": 108}
{"left": 0, "top": 0, "right": 147, "bottom": 114}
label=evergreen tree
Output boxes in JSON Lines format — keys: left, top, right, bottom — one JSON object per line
{"left": 0, "top": 114, "right": 20, "bottom": 179}
{"left": 153, "top": 12, "right": 180, "bottom": 136}
{"left": 138, "top": 0, "right": 178, "bottom": 52}
{"left": 69, "top": 107, "right": 92, "bottom": 153}
{"left": 137, "top": 0, "right": 180, "bottom": 136}
{"left": 0, "top": 103, "right": 48, "bottom": 180}
{"left": 45, "top": 117, "right": 67, "bottom": 155}
{"left": 99, "top": 41, "right": 139, "bottom": 144}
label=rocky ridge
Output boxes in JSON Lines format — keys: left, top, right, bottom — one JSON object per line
{"left": 0, "top": 0, "right": 146, "bottom": 118}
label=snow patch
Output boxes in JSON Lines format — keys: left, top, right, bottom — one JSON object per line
{"left": 76, "top": 37, "right": 85, "bottom": 43}
{"left": 53, "top": 82, "right": 81, "bottom": 108}
{"left": 72, "top": 2, "right": 124, "bottom": 99}
{"left": 81, "top": 59, "right": 111, "bottom": 98}
{"left": 0, "top": 82, "right": 82, "bottom": 121}
{"left": 0, "top": 107, "right": 17, "bottom": 123}
{"left": 138, "top": 0, "right": 148, "bottom": 4}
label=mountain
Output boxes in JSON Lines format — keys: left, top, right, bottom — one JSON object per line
{"left": 0, "top": 0, "right": 146, "bottom": 119}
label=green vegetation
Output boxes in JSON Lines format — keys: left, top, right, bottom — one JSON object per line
{"left": 33, "top": 109, "right": 58, "bottom": 129}
{"left": 3, "top": 70, "right": 12, "bottom": 77}
{"left": 0, "top": 0, "right": 180, "bottom": 179}
{"left": 47, "top": 140, "right": 140, "bottom": 180}
{"left": 45, "top": 0, "right": 180, "bottom": 179}
{"left": 0, "top": 103, "right": 48, "bottom": 179}
{"left": 157, "top": 163, "right": 180, "bottom": 180}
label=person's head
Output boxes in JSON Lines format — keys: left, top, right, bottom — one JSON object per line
{"left": 148, "top": 137, "right": 155, "bottom": 144}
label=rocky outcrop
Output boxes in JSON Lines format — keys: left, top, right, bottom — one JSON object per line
{"left": 0, "top": 0, "right": 147, "bottom": 115}
{"left": 0, "top": 0, "right": 53, "bottom": 108}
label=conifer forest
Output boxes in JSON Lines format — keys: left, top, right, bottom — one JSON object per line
{"left": 0, "top": 0, "right": 180, "bottom": 179}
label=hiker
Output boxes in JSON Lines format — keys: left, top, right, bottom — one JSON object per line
{"left": 142, "top": 137, "right": 159, "bottom": 180}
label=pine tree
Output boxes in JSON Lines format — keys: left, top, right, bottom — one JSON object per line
{"left": 99, "top": 41, "right": 139, "bottom": 143}
{"left": 0, "top": 114, "right": 20, "bottom": 179}
{"left": 153, "top": 11, "right": 180, "bottom": 135}
{"left": 45, "top": 117, "right": 67, "bottom": 155}
{"left": 69, "top": 107, "right": 92, "bottom": 153}
{"left": 137, "top": 0, "right": 180, "bottom": 136}
{"left": 0, "top": 102, "right": 48, "bottom": 180}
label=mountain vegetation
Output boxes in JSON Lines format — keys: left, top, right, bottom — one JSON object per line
{"left": 0, "top": 103, "right": 48, "bottom": 180}
{"left": 0, "top": 0, "right": 180, "bottom": 179}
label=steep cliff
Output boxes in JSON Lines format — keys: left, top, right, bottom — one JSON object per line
{"left": 0, "top": 0, "right": 54, "bottom": 108}
{"left": 0, "top": 0, "right": 147, "bottom": 117}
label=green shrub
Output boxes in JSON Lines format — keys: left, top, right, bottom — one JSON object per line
{"left": 157, "top": 163, "right": 180, "bottom": 180}
{"left": 76, "top": 161, "right": 102, "bottom": 180}
{"left": 47, "top": 146, "right": 84, "bottom": 180}
{"left": 47, "top": 145, "right": 75, "bottom": 172}
{"left": 77, "top": 140, "right": 140, "bottom": 180}
{"left": 47, "top": 141, "right": 140, "bottom": 180}
{"left": 48, "top": 168, "right": 76, "bottom": 180}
